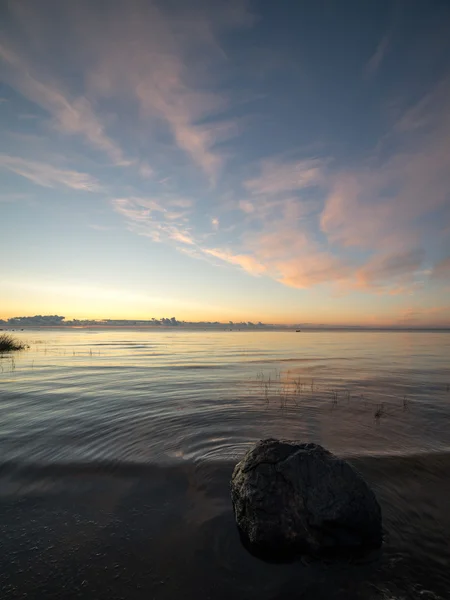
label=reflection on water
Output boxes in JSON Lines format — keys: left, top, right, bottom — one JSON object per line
{"left": 1, "top": 329, "right": 450, "bottom": 466}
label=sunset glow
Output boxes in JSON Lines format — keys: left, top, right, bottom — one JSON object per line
{"left": 1, "top": 1, "right": 449, "bottom": 326}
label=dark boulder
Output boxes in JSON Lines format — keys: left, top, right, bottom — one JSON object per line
{"left": 230, "top": 439, "right": 382, "bottom": 559}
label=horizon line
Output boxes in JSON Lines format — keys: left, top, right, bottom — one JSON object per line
{"left": 1, "top": 315, "right": 449, "bottom": 331}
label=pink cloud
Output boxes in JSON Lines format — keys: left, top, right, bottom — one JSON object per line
{"left": 79, "top": 1, "right": 251, "bottom": 180}
{"left": 320, "top": 172, "right": 420, "bottom": 252}
{"left": 203, "top": 248, "right": 266, "bottom": 275}
{"left": 5, "top": 0, "right": 448, "bottom": 303}
{"left": 1, "top": 1, "right": 252, "bottom": 179}
{"left": 275, "top": 253, "right": 352, "bottom": 289}
{"left": 0, "top": 154, "right": 102, "bottom": 191}
{"left": 169, "top": 230, "right": 195, "bottom": 245}
{"left": 321, "top": 78, "right": 450, "bottom": 262}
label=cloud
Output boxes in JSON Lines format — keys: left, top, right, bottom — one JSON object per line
{"left": 80, "top": 0, "right": 252, "bottom": 180}
{"left": 199, "top": 156, "right": 349, "bottom": 289}
{"left": 0, "top": 154, "right": 102, "bottom": 191}
{"left": 139, "top": 163, "right": 154, "bottom": 179}
{"left": 0, "top": 0, "right": 254, "bottom": 180}
{"left": 112, "top": 195, "right": 195, "bottom": 245}
{"left": 365, "top": 34, "right": 390, "bottom": 78}
{"left": 169, "top": 229, "right": 195, "bottom": 245}
{"left": 244, "top": 158, "right": 324, "bottom": 196}
{"left": 0, "top": 42, "right": 130, "bottom": 166}
{"left": 275, "top": 253, "right": 352, "bottom": 289}
{"left": 239, "top": 200, "right": 255, "bottom": 213}
{"left": 200, "top": 109, "right": 448, "bottom": 293}
{"left": 355, "top": 248, "right": 425, "bottom": 291}
{"left": 198, "top": 191, "right": 354, "bottom": 287}
{"left": 3, "top": 0, "right": 447, "bottom": 304}
{"left": 203, "top": 248, "right": 266, "bottom": 275}
{"left": 321, "top": 77, "right": 450, "bottom": 259}
{"left": 108, "top": 67, "right": 450, "bottom": 296}
{"left": 320, "top": 173, "right": 403, "bottom": 249}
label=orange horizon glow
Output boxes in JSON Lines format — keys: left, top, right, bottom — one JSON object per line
{"left": 2, "top": 307, "right": 450, "bottom": 328}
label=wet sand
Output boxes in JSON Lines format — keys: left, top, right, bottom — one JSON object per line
{"left": 1, "top": 452, "right": 449, "bottom": 599}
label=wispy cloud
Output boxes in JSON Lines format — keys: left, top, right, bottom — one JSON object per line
{"left": 2, "top": 0, "right": 449, "bottom": 312}
{"left": 169, "top": 229, "right": 195, "bottom": 245}
{"left": 0, "top": 42, "right": 130, "bottom": 166}
{"left": 81, "top": 1, "right": 252, "bottom": 180}
{"left": 196, "top": 77, "right": 450, "bottom": 293}
{"left": 0, "top": 154, "right": 102, "bottom": 191}
{"left": 244, "top": 158, "right": 324, "bottom": 196}
{"left": 365, "top": 34, "right": 390, "bottom": 78}
{"left": 355, "top": 248, "right": 425, "bottom": 292}
{"left": 0, "top": 1, "right": 255, "bottom": 181}
{"left": 321, "top": 77, "right": 450, "bottom": 260}
{"left": 108, "top": 67, "right": 450, "bottom": 296}
{"left": 203, "top": 248, "right": 266, "bottom": 275}
{"left": 112, "top": 195, "right": 195, "bottom": 245}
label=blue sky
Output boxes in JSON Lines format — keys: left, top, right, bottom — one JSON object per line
{"left": 1, "top": 0, "right": 449, "bottom": 325}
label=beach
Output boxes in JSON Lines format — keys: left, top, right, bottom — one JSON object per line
{"left": 1, "top": 452, "right": 450, "bottom": 599}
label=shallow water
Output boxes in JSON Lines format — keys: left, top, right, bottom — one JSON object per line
{"left": 1, "top": 329, "right": 449, "bottom": 465}
{"left": 1, "top": 329, "right": 450, "bottom": 599}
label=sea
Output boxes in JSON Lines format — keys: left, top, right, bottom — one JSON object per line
{"left": 1, "top": 328, "right": 449, "bottom": 599}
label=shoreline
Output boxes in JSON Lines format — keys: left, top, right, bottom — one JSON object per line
{"left": 1, "top": 451, "right": 449, "bottom": 599}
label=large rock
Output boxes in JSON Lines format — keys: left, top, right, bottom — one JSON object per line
{"left": 230, "top": 439, "right": 382, "bottom": 559}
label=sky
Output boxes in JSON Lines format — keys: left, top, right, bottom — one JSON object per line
{"left": 1, "top": 0, "right": 449, "bottom": 326}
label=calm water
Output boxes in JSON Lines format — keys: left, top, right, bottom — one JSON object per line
{"left": 1, "top": 329, "right": 450, "bottom": 599}
{"left": 1, "top": 328, "right": 449, "bottom": 466}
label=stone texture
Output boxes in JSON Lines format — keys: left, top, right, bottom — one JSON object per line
{"left": 231, "top": 439, "right": 382, "bottom": 558}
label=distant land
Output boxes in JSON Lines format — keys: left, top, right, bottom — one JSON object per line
{"left": 0, "top": 315, "right": 449, "bottom": 332}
